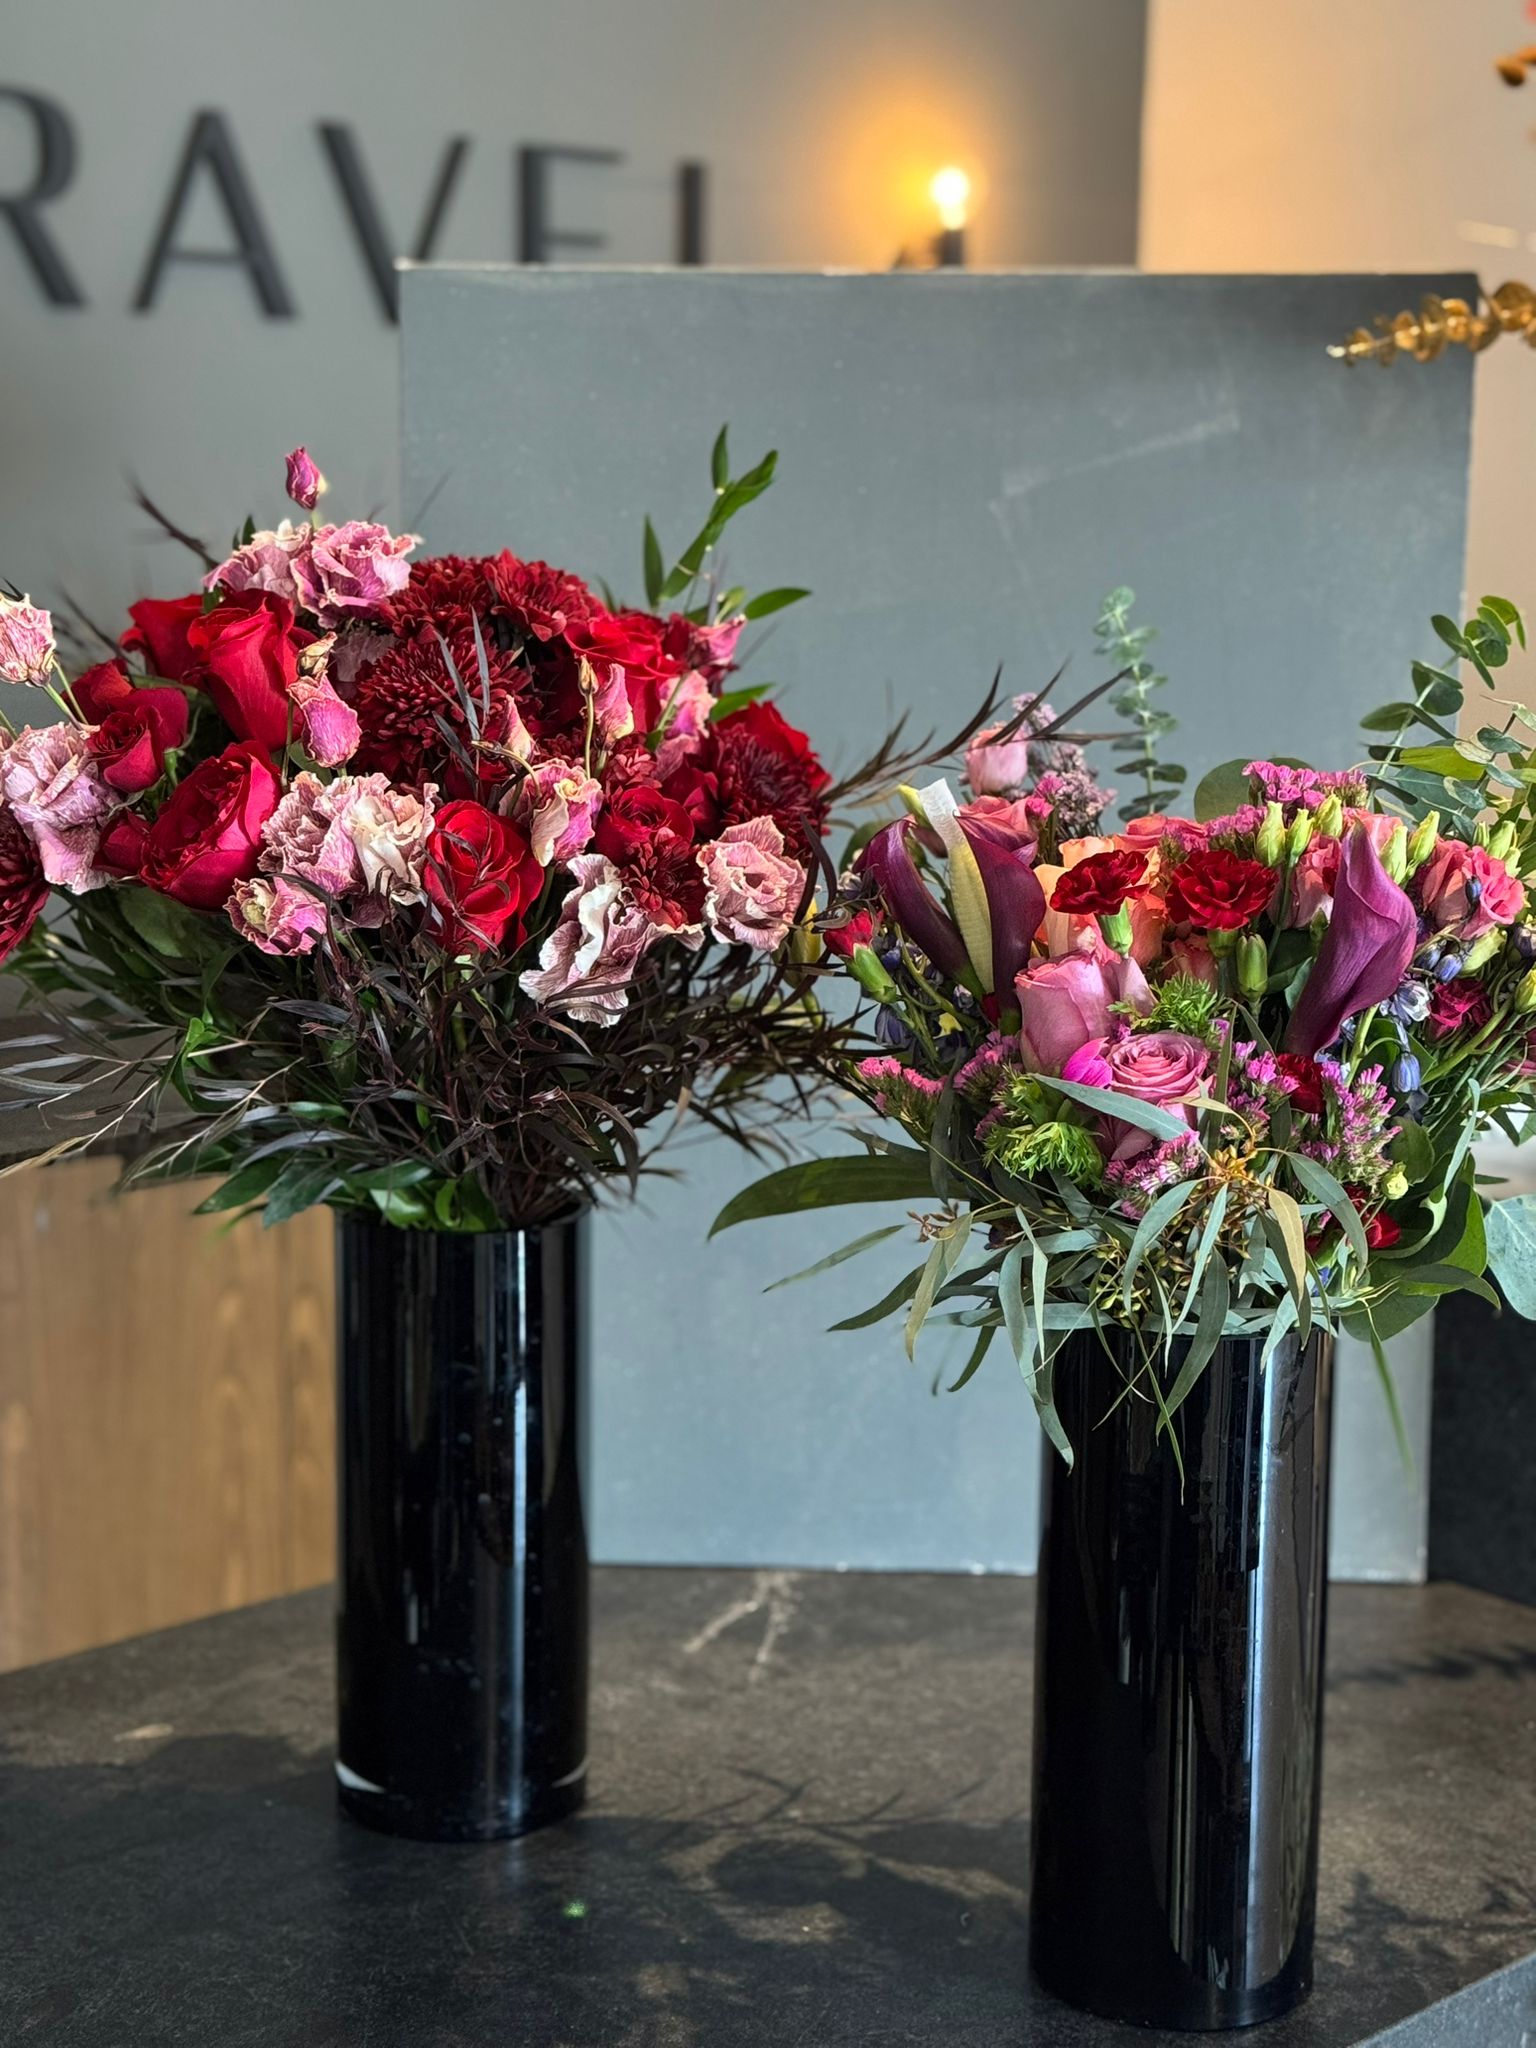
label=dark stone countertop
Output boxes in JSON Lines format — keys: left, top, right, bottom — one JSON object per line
{"left": 2, "top": 1568, "right": 1535, "bottom": 2048}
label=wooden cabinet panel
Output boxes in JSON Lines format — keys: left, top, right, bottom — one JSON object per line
{"left": 0, "top": 1159, "right": 335, "bottom": 1673}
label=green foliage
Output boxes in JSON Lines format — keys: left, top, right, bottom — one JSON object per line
{"left": 642, "top": 426, "right": 809, "bottom": 625}
{"left": 1361, "top": 596, "right": 1528, "bottom": 825}
{"left": 1096, "top": 587, "right": 1185, "bottom": 823}
{"left": 710, "top": 1147, "right": 937, "bottom": 1235}
{"left": 1486, "top": 1196, "right": 1536, "bottom": 1316}
{"left": 1143, "top": 973, "right": 1221, "bottom": 1036}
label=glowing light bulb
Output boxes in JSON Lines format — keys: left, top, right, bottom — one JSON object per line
{"left": 929, "top": 166, "right": 971, "bottom": 232}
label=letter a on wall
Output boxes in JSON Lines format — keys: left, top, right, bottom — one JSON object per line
{"left": 133, "top": 110, "right": 294, "bottom": 317}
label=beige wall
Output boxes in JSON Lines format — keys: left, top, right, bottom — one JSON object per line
{"left": 1141, "top": 0, "right": 1536, "bottom": 699}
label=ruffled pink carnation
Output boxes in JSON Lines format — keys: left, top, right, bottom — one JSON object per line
{"left": 228, "top": 874, "right": 328, "bottom": 955}
{"left": 260, "top": 771, "right": 367, "bottom": 898}
{"left": 0, "top": 723, "right": 111, "bottom": 891}
{"left": 519, "top": 853, "right": 701, "bottom": 1025}
{"left": 0, "top": 595, "right": 56, "bottom": 686}
{"left": 699, "top": 817, "right": 803, "bottom": 950}
{"left": 515, "top": 758, "right": 602, "bottom": 867}
{"left": 291, "top": 520, "right": 420, "bottom": 626}
{"left": 203, "top": 522, "right": 311, "bottom": 607}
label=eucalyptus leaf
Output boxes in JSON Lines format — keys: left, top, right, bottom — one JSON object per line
{"left": 711, "top": 1148, "right": 935, "bottom": 1235}
{"left": 1485, "top": 1195, "right": 1536, "bottom": 1317}
{"left": 764, "top": 1224, "right": 905, "bottom": 1292}
{"left": 1047, "top": 1076, "right": 1193, "bottom": 1143}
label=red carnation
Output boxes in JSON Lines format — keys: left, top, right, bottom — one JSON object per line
{"left": 824, "top": 908, "right": 876, "bottom": 958}
{"left": 186, "top": 592, "right": 305, "bottom": 757}
{"left": 0, "top": 810, "right": 50, "bottom": 966}
{"left": 1166, "top": 847, "right": 1275, "bottom": 931}
{"left": 121, "top": 592, "right": 205, "bottom": 683}
{"left": 423, "top": 799, "right": 543, "bottom": 954}
{"left": 1050, "top": 849, "right": 1148, "bottom": 917}
{"left": 1274, "top": 1051, "right": 1327, "bottom": 1117}
{"left": 139, "top": 741, "right": 281, "bottom": 910}
{"left": 77, "top": 661, "right": 189, "bottom": 794}
{"left": 1427, "top": 978, "right": 1493, "bottom": 1041}
{"left": 701, "top": 701, "right": 830, "bottom": 856}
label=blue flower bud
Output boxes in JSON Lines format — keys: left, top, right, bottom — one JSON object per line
{"left": 1393, "top": 1053, "right": 1422, "bottom": 1096}
{"left": 875, "top": 1006, "right": 914, "bottom": 1050}
{"left": 1435, "top": 951, "right": 1463, "bottom": 982}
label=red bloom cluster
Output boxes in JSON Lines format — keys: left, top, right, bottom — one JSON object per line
{"left": 1050, "top": 849, "right": 1147, "bottom": 916}
{"left": 1166, "top": 848, "right": 1275, "bottom": 931}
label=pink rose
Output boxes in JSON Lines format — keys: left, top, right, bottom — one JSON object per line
{"left": 292, "top": 520, "right": 420, "bottom": 626}
{"left": 699, "top": 817, "right": 804, "bottom": 950}
{"left": 1016, "top": 950, "right": 1152, "bottom": 1075}
{"left": 959, "top": 793, "right": 1038, "bottom": 854}
{"left": 0, "top": 595, "right": 56, "bottom": 686}
{"left": 1287, "top": 836, "right": 1340, "bottom": 928}
{"left": 0, "top": 723, "right": 111, "bottom": 891}
{"left": 1167, "top": 935, "right": 1219, "bottom": 986}
{"left": 1416, "top": 839, "right": 1526, "bottom": 942}
{"left": 1089, "top": 1029, "right": 1209, "bottom": 1164}
{"left": 965, "top": 720, "right": 1033, "bottom": 795}
{"left": 203, "top": 522, "right": 311, "bottom": 609}
{"left": 228, "top": 874, "right": 329, "bottom": 955}
{"left": 1344, "top": 809, "right": 1401, "bottom": 856}
{"left": 288, "top": 673, "right": 361, "bottom": 768}
{"left": 515, "top": 758, "right": 602, "bottom": 867}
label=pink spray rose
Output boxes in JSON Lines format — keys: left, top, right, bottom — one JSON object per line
{"left": 228, "top": 874, "right": 329, "bottom": 956}
{"left": 203, "top": 523, "right": 312, "bottom": 609}
{"left": 520, "top": 853, "right": 699, "bottom": 1025}
{"left": 1016, "top": 950, "right": 1153, "bottom": 1075}
{"left": 0, "top": 723, "right": 111, "bottom": 891}
{"left": 0, "top": 595, "right": 56, "bottom": 686}
{"left": 1287, "top": 836, "right": 1341, "bottom": 928}
{"left": 965, "top": 719, "right": 1034, "bottom": 795}
{"left": 515, "top": 758, "right": 602, "bottom": 867}
{"left": 699, "top": 817, "right": 804, "bottom": 950}
{"left": 292, "top": 520, "right": 420, "bottom": 626}
{"left": 284, "top": 446, "right": 326, "bottom": 511}
{"left": 958, "top": 793, "right": 1038, "bottom": 854}
{"left": 1079, "top": 1029, "right": 1210, "bottom": 1164}
{"left": 1415, "top": 840, "right": 1526, "bottom": 943}
{"left": 1167, "top": 935, "right": 1219, "bottom": 986}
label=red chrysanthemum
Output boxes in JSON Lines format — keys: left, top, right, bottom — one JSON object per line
{"left": 1166, "top": 847, "right": 1275, "bottom": 931}
{"left": 385, "top": 551, "right": 596, "bottom": 645}
{"left": 351, "top": 628, "right": 529, "bottom": 785}
{"left": 1050, "top": 849, "right": 1148, "bottom": 916}
{"left": 592, "top": 787, "right": 706, "bottom": 929}
{"left": 697, "top": 702, "right": 831, "bottom": 855}
{"left": 0, "top": 811, "right": 49, "bottom": 967}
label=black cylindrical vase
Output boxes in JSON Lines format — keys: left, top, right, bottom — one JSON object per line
{"left": 1030, "top": 1328, "right": 1333, "bottom": 2032}
{"left": 334, "top": 1212, "right": 589, "bottom": 1841}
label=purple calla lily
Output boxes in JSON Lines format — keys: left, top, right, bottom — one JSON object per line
{"left": 957, "top": 810, "right": 1047, "bottom": 997}
{"left": 1285, "top": 827, "right": 1418, "bottom": 1059}
{"left": 860, "top": 818, "right": 969, "bottom": 979}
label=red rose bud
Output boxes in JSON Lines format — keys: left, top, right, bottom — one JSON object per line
{"left": 1166, "top": 847, "right": 1276, "bottom": 931}
{"left": 424, "top": 799, "right": 543, "bottom": 953}
{"left": 823, "top": 908, "right": 876, "bottom": 958}
{"left": 95, "top": 811, "right": 150, "bottom": 879}
{"left": 284, "top": 446, "right": 326, "bottom": 511}
{"left": 139, "top": 741, "right": 282, "bottom": 909}
{"left": 1049, "top": 848, "right": 1148, "bottom": 917}
{"left": 186, "top": 591, "right": 304, "bottom": 756}
{"left": 1365, "top": 1212, "right": 1402, "bottom": 1251}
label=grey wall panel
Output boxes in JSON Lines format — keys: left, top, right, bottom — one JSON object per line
{"left": 400, "top": 268, "right": 1473, "bottom": 1579}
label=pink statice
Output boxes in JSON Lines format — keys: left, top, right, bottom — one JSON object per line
{"left": 856, "top": 1055, "right": 945, "bottom": 1129}
{"left": 1104, "top": 1131, "right": 1203, "bottom": 1216}
{"left": 228, "top": 874, "right": 328, "bottom": 956}
{"left": 1245, "top": 762, "right": 1368, "bottom": 807}
{"left": 515, "top": 758, "right": 602, "bottom": 867}
{"left": 291, "top": 520, "right": 420, "bottom": 626}
{"left": 1197, "top": 804, "right": 1266, "bottom": 846}
{"left": 955, "top": 1035, "right": 1021, "bottom": 1106}
{"left": 204, "top": 522, "right": 311, "bottom": 607}
{"left": 0, "top": 596, "right": 56, "bottom": 686}
{"left": 519, "top": 853, "right": 700, "bottom": 1025}
{"left": 1300, "top": 1057, "right": 1399, "bottom": 1197}
{"left": 699, "top": 817, "right": 803, "bottom": 950}
{"left": 0, "top": 723, "right": 111, "bottom": 891}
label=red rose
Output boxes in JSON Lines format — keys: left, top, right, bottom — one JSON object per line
{"left": 96, "top": 811, "right": 150, "bottom": 879}
{"left": 121, "top": 593, "right": 205, "bottom": 682}
{"left": 569, "top": 610, "right": 682, "bottom": 733}
{"left": 1365, "top": 1212, "right": 1402, "bottom": 1251}
{"left": 1166, "top": 848, "right": 1275, "bottom": 931}
{"left": 423, "top": 799, "right": 543, "bottom": 953}
{"left": 1050, "top": 849, "right": 1148, "bottom": 916}
{"left": 593, "top": 786, "right": 697, "bottom": 863}
{"left": 139, "top": 742, "right": 281, "bottom": 909}
{"left": 186, "top": 592, "right": 304, "bottom": 756}
{"left": 590, "top": 785, "right": 706, "bottom": 929}
{"left": 1274, "top": 1051, "right": 1327, "bottom": 1116}
{"left": 77, "top": 661, "right": 189, "bottom": 794}
{"left": 0, "top": 811, "right": 49, "bottom": 966}
{"left": 824, "top": 908, "right": 876, "bottom": 958}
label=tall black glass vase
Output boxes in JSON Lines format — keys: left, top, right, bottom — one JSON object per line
{"left": 334, "top": 1212, "right": 589, "bottom": 1841}
{"left": 1030, "top": 1327, "right": 1333, "bottom": 2032}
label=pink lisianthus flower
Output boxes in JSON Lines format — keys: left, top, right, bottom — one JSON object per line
{"left": 580, "top": 656, "right": 635, "bottom": 746}
{"left": 260, "top": 770, "right": 436, "bottom": 922}
{"left": 1061, "top": 1040, "right": 1114, "bottom": 1090}
{"left": 519, "top": 853, "right": 701, "bottom": 1025}
{"left": 291, "top": 520, "right": 420, "bottom": 626}
{"left": 345, "top": 780, "right": 437, "bottom": 916}
{"left": 699, "top": 817, "right": 804, "bottom": 950}
{"left": 0, "top": 595, "right": 57, "bottom": 686}
{"left": 516, "top": 758, "right": 603, "bottom": 867}
{"left": 228, "top": 873, "right": 328, "bottom": 955}
{"left": 658, "top": 669, "right": 715, "bottom": 740}
{"left": 0, "top": 723, "right": 112, "bottom": 891}
{"left": 1415, "top": 839, "right": 1527, "bottom": 942}
{"left": 284, "top": 447, "right": 326, "bottom": 511}
{"left": 203, "top": 522, "right": 311, "bottom": 608}
{"left": 288, "top": 672, "right": 361, "bottom": 768}
{"left": 260, "top": 771, "right": 368, "bottom": 898}
{"left": 1016, "top": 950, "right": 1153, "bottom": 1075}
